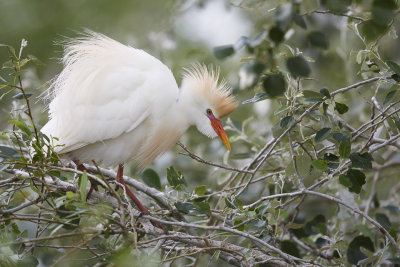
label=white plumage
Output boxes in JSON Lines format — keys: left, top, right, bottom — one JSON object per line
{"left": 41, "top": 31, "right": 237, "bottom": 169}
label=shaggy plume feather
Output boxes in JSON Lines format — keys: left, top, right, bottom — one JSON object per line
{"left": 43, "top": 30, "right": 128, "bottom": 104}
{"left": 182, "top": 64, "right": 238, "bottom": 118}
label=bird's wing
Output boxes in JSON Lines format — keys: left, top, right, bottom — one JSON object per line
{"left": 41, "top": 32, "right": 179, "bottom": 153}
{"left": 42, "top": 66, "right": 153, "bottom": 153}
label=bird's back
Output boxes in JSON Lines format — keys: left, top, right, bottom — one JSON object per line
{"left": 41, "top": 31, "right": 182, "bottom": 168}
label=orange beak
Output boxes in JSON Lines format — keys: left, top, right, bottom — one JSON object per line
{"left": 210, "top": 117, "right": 231, "bottom": 150}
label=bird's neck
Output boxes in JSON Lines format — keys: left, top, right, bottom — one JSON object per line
{"left": 175, "top": 84, "right": 201, "bottom": 127}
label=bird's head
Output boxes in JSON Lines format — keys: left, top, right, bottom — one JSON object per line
{"left": 180, "top": 65, "right": 238, "bottom": 150}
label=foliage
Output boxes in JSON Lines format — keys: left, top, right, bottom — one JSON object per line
{"left": 1, "top": 1, "right": 400, "bottom": 266}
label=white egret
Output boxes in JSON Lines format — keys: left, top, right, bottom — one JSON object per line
{"left": 41, "top": 31, "right": 238, "bottom": 214}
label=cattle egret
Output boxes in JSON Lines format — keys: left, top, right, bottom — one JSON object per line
{"left": 41, "top": 31, "right": 238, "bottom": 214}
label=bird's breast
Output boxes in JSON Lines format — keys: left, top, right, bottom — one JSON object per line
{"left": 64, "top": 115, "right": 186, "bottom": 169}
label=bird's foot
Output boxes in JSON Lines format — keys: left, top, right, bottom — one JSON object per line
{"left": 115, "top": 164, "right": 168, "bottom": 232}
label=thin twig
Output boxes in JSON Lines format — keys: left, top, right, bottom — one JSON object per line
{"left": 177, "top": 142, "right": 253, "bottom": 174}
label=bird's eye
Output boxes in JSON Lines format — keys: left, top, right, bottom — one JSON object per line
{"left": 206, "top": 109, "right": 212, "bottom": 115}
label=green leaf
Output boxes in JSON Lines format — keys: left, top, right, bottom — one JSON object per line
{"left": 79, "top": 171, "right": 88, "bottom": 201}
{"left": 166, "top": 166, "right": 185, "bottom": 188}
{"left": 246, "top": 219, "right": 266, "bottom": 233}
{"left": 286, "top": 154, "right": 312, "bottom": 177}
{"left": 375, "top": 213, "right": 391, "bottom": 230}
{"left": 302, "top": 91, "right": 324, "bottom": 102}
{"left": 225, "top": 198, "right": 236, "bottom": 209}
{"left": 225, "top": 198, "right": 243, "bottom": 210}
{"left": 386, "top": 60, "right": 400, "bottom": 75}
{"left": 339, "top": 174, "right": 352, "bottom": 188}
{"left": 319, "top": 88, "right": 331, "bottom": 99}
{"left": 293, "top": 13, "right": 307, "bottom": 29}
{"left": 140, "top": 169, "right": 161, "bottom": 190}
{"left": 304, "top": 214, "right": 327, "bottom": 235}
{"left": 307, "top": 31, "right": 329, "bottom": 49}
{"left": 9, "top": 120, "right": 32, "bottom": 136}
{"left": 268, "top": 26, "right": 285, "bottom": 43}
{"left": 372, "top": 0, "right": 397, "bottom": 26}
{"left": 388, "top": 258, "right": 400, "bottom": 264}
{"left": 194, "top": 185, "right": 207, "bottom": 196}
{"left": 355, "top": 224, "right": 374, "bottom": 241}
{"left": 303, "top": 97, "right": 324, "bottom": 103}
{"left": 241, "top": 61, "right": 265, "bottom": 78}
{"left": 334, "top": 102, "right": 349, "bottom": 114}
{"left": 285, "top": 222, "right": 305, "bottom": 229}
{"left": 387, "top": 117, "right": 399, "bottom": 134}
{"left": 286, "top": 56, "right": 311, "bottom": 77}
{"left": 66, "top": 191, "right": 75, "bottom": 199}
{"left": 242, "top": 93, "right": 268, "bottom": 104}
{"left": 193, "top": 201, "right": 211, "bottom": 215}
{"left": 213, "top": 45, "right": 235, "bottom": 60}
{"left": 281, "top": 240, "right": 300, "bottom": 257}
{"left": 347, "top": 236, "right": 375, "bottom": 265}
{"left": 234, "top": 217, "right": 245, "bottom": 231}
{"left": 2, "top": 60, "right": 15, "bottom": 70}
{"left": 332, "top": 132, "right": 350, "bottom": 142}
{"left": 262, "top": 72, "right": 287, "bottom": 97}
{"left": 28, "top": 178, "right": 45, "bottom": 198}
{"left": 339, "top": 141, "right": 351, "bottom": 158}
{"left": 234, "top": 197, "right": 243, "bottom": 208}
{"left": 347, "top": 169, "right": 366, "bottom": 192}
{"left": 175, "top": 201, "right": 194, "bottom": 214}
{"left": 19, "top": 57, "right": 32, "bottom": 68}
{"left": 314, "top": 127, "right": 331, "bottom": 142}
{"left": 359, "top": 20, "right": 388, "bottom": 42}
{"left": 274, "top": 105, "right": 290, "bottom": 115}
{"left": 312, "top": 160, "right": 328, "bottom": 171}
{"left": 323, "top": 0, "right": 352, "bottom": 14}
{"left": 340, "top": 169, "right": 366, "bottom": 193}
{"left": 367, "top": 61, "right": 380, "bottom": 73}
{"left": 8, "top": 45, "right": 16, "bottom": 58}
{"left": 301, "top": 90, "right": 324, "bottom": 98}
{"left": 384, "top": 205, "right": 400, "bottom": 213}
{"left": 350, "top": 152, "right": 373, "bottom": 169}
{"left": 322, "top": 102, "right": 328, "bottom": 115}
{"left": 383, "top": 90, "right": 397, "bottom": 106}
{"left": 280, "top": 116, "right": 295, "bottom": 129}
{"left": 17, "top": 255, "right": 39, "bottom": 267}
{"left": 0, "top": 145, "right": 20, "bottom": 159}
{"left": 395, "top": 120, "right": 400, "bottom": 131}
{"left": 56, "top": 204, "right": 80, "bottom": 230}
{"left": 391, "top": 74, "right": 400, "bottom": 82}
{"left": 255, "top": 201, "right": 270, "bottom": 215}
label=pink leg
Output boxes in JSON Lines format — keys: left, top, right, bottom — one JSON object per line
{"left": 117, "top": 165, "right": 167, "bottom": 232}
{"left": 116, "top": 164, "right": 149, "bottom": 214}
{"left": 74, "top": 160, "right": 98, "bottom": 200}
